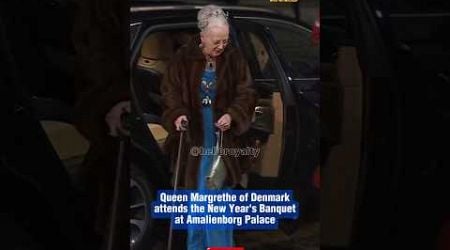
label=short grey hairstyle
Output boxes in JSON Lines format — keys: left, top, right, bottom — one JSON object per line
{"left": 197, "top": 5, "right": 229, "bottom": 32}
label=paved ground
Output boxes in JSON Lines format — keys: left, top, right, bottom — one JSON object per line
{"left": 235, "top": 221, "right": 319, "bottom": 250}
{"left": 151, "top": 220, "right": 319, "bottom": 250}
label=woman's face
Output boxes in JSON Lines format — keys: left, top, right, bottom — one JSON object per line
{"left": 200, "top": 24, "right": 229, "bottom": 58}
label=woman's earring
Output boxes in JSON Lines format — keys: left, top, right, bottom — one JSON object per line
{"left": 199, "top": 43, "right": 204, "bottom": 49}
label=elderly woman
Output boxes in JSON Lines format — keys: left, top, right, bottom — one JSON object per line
{"left": 161, "top": 5, "right": 256, "bottom": 249}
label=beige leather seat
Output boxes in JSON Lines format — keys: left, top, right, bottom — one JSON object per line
{"left": 136, "top": 32, "right": 175, "bottom": 149}
{"left": 40, "top": 121, "right": 90, "bottom": 175}
{"left": 138, "top": 32, "right": 174, "bottom": 75}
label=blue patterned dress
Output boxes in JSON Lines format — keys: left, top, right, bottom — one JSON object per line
{"left": 187, "top": 66, "right": 234, "bottom": 250}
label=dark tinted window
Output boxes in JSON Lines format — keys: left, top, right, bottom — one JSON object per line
{"left": 392, "top": 0, "right": 450, "bottom": 13}
{"left": 257, "top": 20, "right": 319, "bottom": 79}
{"left": 235, "top": 20, "right": 282, "bottom": 91}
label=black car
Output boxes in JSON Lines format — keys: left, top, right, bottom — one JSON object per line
{"left": 129, "top": 3, "right": 319, "bottom": 249}
{"left": 320, "top": 0, "right": 450, "bottom": 249}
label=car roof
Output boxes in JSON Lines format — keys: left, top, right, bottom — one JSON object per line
{"left": 130, "top": 3, "right": 310, "bottom": 28}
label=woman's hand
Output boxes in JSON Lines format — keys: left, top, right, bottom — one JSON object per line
{"left": 105, "top": 101, "right": 131, "bottom": 137}
{"left": 215, "top": 113, "right": 232, "bottom": 131}
{"left": 174, "top": 115, "right": 189, "bottom": 131}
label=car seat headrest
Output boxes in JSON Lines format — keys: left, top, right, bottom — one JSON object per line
{"left": 139, "top": 32, "right": 175, "bottom": 74}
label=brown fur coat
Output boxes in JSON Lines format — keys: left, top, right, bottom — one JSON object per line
{"left": 161, "top": 35, "right": 257, "bottom": 189}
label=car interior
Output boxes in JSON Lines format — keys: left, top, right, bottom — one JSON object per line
{"left": 132, "top": 30, "right": 196, "bottom": 149}
{"left": 35, "top": 100, "right": 90, "bottom": 187}
{"left": 246, "top": 32, "right": 283, "bottom": 179}
{"left": 40, "top": 120, "right": 90, "bottom": 180}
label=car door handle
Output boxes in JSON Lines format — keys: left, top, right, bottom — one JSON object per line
{"left": 251, "top": 106, "right": 274, "bottom": 134}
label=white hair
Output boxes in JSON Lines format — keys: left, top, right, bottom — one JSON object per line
{"left": 197, "top": 5, "right": 229, "bottom": 32}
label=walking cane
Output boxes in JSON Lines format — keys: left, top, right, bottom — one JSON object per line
{"left": 106, "top": 114, "right": 130, "bottom": 250}
{"left": 106, "top": 137, "right": 126, "bottom": 250}
{"left": 167, "top": 120, "right": 188, "bottom": 250}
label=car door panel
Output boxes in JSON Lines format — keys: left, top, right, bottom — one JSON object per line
{"left": 259, "top": 18, "right": 320, "bottom": 188}
{"left": 234, "top": 19, "right": 299, "bottom": 179}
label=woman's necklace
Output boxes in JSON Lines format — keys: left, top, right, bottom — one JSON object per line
{"left": 201, "top": 55, "right": 216, "bottom": 106}
{"left": 205, "top": 55, "right": 215, "bottom": 71}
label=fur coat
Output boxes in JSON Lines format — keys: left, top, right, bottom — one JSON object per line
{"left": 161, "top": 34, "right": 257, "bottom": 189}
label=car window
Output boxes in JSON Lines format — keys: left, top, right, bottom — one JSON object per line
{"left": 237, "top": 28, "right": 281, "bottom": 91}
{"left": 392, "top": 0, "right": 450, "bottom": 13}
{"left": 256, "top": 20, "right": 319, "bottom": 79}
{"left": 248, "top": 32, "right": 278, "bottom": 79}
{"left": 321, "top": 0, "right": 346, "bottom": 16}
